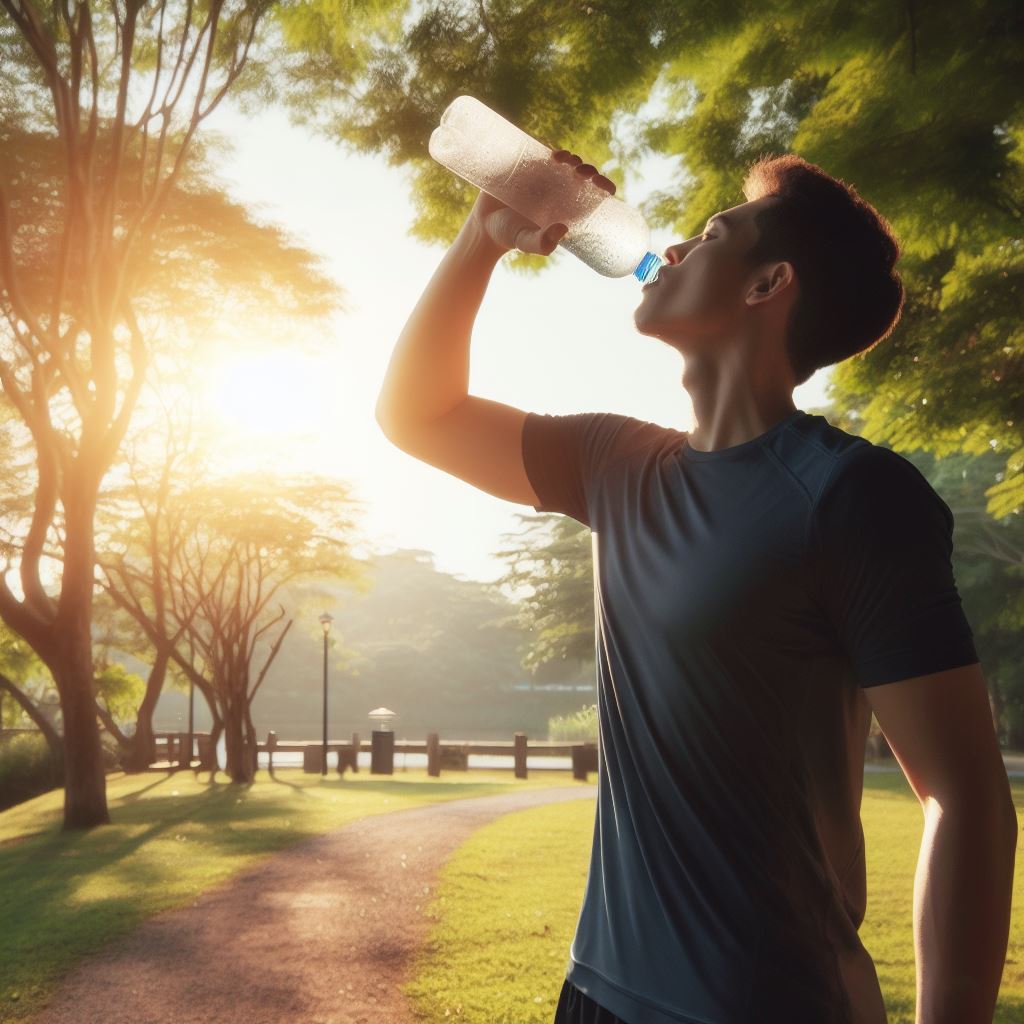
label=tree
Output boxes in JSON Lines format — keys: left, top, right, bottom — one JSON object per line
{"left": 97, "top": 409, "right": 368, "bottom": 782}
{"left": 94, "top": 411, "right": 204, "bottom": 771}
{"left": 0, "top": 0, "right": 343, "bottom": 826}
{"left": 495, "top": 512, "right": 595, "bottom": 675}
{"left": 274, "top": 0, "right": 1022, "bottom": 514}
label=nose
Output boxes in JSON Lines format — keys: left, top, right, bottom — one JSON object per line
{"left": 662, "top": 238, "right": 697, "bottom": 265}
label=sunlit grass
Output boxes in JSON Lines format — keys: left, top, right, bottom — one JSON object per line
{"left": 404, "top": 773, "right": 1024, "bottom": 1024}
{"left": 403, "top": 797, "right": 591, "bottom": 1023}
{"left": 0, "top": 767, "right": 575, "bottom": 1022}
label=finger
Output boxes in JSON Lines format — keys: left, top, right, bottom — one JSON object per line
{"left": 593, "top": 173, "right": 616, "bottom": 194}
{"left": 493, "top": 207, "right": 543, "bottom": 250}
{"left": 553, "top": 150, "right": 582, "bottom": 167}
{"left": 575, "top": 163, "right": 598, "bottom": 178}
{"left": 544, "top": 222, "right": 569, "bottom": 246}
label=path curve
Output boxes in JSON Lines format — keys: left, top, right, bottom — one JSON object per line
{"left": 36, "top": 784, "right": 597, "bottom": 1024}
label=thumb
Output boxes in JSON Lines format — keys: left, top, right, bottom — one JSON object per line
{"left": 488, "top": 207, "right": 568, "bottom": 255}
{"left": 515, "top": 221, "right": 569, "bottom": 255}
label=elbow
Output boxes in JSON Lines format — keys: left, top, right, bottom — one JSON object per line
{"left": 375, "top": 404, "right": 414, "bottom": 450}
{"left": 922, "top": 790, "right": 1019, "bottom": 842}
{"left": 374, "top": 399, "right": 399, "bottom": 440}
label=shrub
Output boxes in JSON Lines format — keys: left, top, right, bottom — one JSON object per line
{"left": 0, "top": 732, "right": 63, "bottom": 813}
{"left": 548, "top": 703, "right": 598, "bottom": 743}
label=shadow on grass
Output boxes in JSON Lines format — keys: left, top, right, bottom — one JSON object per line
{"left": 0, "top": 770, "right": 537, "bottom": 1020}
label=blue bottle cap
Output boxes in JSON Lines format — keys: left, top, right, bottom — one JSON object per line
{"left": 633, "top": 251, "right": 661, "bottom": 285}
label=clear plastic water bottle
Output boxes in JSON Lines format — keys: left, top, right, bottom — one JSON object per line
{"left": 428, "top": 95, "right": 662, "bottom": 285}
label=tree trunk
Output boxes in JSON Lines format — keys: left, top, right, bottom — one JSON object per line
{"left": 53, "top": 648, "right": 110, "bottom": 830}
{"left": 55, "top": 472, "right": 110, "bottom": 830}
{"left": 123, "top": 648, "right": 171, "bottom": 772}
{"left": 245, "top": 701, "right": 259, "bottom": 777}
{"left": 205, "top": 716, "right": 224, "bottom": 774}
{"left": 222, "top": 695, "right": 252, "bottom": 784}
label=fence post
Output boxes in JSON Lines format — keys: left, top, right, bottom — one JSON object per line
{"left": 350, "top": 732, "right": 360, "bottom": 773}
{"left": 427, "top": 732, "right": 440, "bottom": 777}
{"left": 572, "top": 742, "right": 598, "bottom": 781}
{"left": 513, "top": 732, "right": 528, "bottom": 779}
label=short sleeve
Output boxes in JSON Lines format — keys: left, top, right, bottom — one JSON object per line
{"left": 521, "top": 411, "right": 671, "bottom": 527}
{"left": 810, "top": 443, "right": 979, "bottom": 688}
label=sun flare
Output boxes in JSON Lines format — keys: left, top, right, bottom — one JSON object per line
{"left": 203, "top": 349, "right": 334, "bottom": 441}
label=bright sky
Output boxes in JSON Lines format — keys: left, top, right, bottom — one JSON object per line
{"left": 196, "top": 99, "right": 831, "bottom": 585}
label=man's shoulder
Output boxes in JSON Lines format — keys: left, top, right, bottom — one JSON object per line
{"left": 768, "top": 411, "right": 869, "bottom": 504}
{"left": 772, "top": 411, "right": 936, "bottom": 504}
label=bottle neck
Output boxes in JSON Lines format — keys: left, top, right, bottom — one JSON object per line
{"left": 633, "top": 251, "right": 661, "bottom": 284}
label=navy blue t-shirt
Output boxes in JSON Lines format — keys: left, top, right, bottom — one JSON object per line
{"left": 521, "top": 407, "right": 979, "bottom": 1024}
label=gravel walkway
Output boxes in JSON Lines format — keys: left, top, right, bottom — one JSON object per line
{"left": 35, "top": 784, "right": 597, "bottom": 1024}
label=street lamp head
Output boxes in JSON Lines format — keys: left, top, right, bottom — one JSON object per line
{"left": 319, "top": 611, "right": 334, "bottom": 635}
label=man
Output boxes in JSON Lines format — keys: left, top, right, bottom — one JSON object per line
{"left": 375, "top": 149, "right": 1017, "bottom": 1023}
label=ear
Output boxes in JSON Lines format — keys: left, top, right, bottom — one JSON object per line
{"left": 746, "top": 260, "right": 795, "bottom": 306}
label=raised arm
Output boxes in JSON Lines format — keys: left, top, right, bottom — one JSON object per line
{"left": 374, "top": 153, "right": 614, "bottom": 505}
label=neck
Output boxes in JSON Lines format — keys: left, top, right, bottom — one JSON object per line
{"left": 682, "top": 356, "right": 796, "bottom": 453}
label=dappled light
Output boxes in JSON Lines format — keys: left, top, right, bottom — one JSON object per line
{"left": 1, "top": 1, "right": 1020, "bottom": 1022}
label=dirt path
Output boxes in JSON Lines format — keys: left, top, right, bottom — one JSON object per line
{"left": 35, "top": 784, "right": 597, "bottom": 1024}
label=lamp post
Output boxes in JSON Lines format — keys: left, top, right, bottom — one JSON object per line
{"left": 187, "top": 679, "right": 195, "bottom": 769}
{"left": 319, "top": 611, "right": 333, "bottom": 776}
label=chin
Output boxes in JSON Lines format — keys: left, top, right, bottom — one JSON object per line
{"left": 632, "top": 306, "right": 668, "bottom": 339}
{"left": 633, "top": 313, "right": 690, "bottom": 355}
{"left": 632, "top": 304, "right": 655, "bottom": 335}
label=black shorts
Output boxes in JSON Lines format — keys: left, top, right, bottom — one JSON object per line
{"left": 553, "top": 977, "right": 630, "bottom": 1023}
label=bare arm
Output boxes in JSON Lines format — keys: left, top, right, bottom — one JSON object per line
{"left": 375, "top": 152, "right": 614, "bottom": 505}
{"left": 913, "top": 801, "right": 1017, "bottom": 1024}
{"left": 374, "top": 174, "right": 580, "bottom": 434}
{"left": 374, "top": 210, "right": 511, "bottom": 434}
{"left": 864, "top": 664, "right": 1018, "bottom": 1024}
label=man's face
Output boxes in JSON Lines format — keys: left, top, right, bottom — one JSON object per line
{"left": 633, "top": 196, "right": 778, "bottom": 350}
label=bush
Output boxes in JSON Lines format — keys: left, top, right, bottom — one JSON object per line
{"left": 99, "top": 732, "right": 123, "bottom": 771}
{"left": 0, "top": 732, "right": 63, "bottom": 813}
{"left": 548, "top": 703, "right": 598, "bottom": 743}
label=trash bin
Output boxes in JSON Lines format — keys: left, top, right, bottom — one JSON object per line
{"left": 368, "top": 707, "right": 396, "bottom": 775}
{"left": 303, "top": 746, "right": 325, "bottom": 773}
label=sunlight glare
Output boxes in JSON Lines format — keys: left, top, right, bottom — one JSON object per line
{"left": 205, "top": 349, "right": 333, "bottom": 442}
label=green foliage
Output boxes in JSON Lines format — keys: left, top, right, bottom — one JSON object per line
{"left": 0, "top": 733, "right": 60, "bottom": 814}
{"left": 273, "top": 0, "right": 1022, "bottom": 513}
{"left": 0, "top": 625, "right": 39, "bottom": 694}
{"left": 92, "top": 662, "right": 147, "bottom": 727}
{"left": 494, "top": 513, "right": 595, "bottom": 674}
{"left": 548, "top": 703, "right": 597, "bottom": 743}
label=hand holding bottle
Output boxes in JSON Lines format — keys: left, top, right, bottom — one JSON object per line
{"left": 467, "top": 148, "right": 617, "bottom": 257}
{"left": 430, "top": 96, "right": 660, "bottom": 282}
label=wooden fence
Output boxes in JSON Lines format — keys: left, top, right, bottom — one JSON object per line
{"left": 153, "top": 730, "right": 600, "bottom": 781}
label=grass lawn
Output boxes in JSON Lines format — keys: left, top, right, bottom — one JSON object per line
{"left": 403, "top": 772, "right": 1024, "bottom": 1024}
{"left": 0, "top": 766, "right": 576, "bottom": 1023}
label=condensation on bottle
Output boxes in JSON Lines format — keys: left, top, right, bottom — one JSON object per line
{"left": 428, "top": 95, "right": 662, "bottom": 285}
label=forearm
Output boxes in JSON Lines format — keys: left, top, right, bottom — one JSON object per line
{"left": 913, "top": 798, "right": 1018, "bottom": 1024}
{"left": 375, "top": 219, "right": 507, "bottom": 435}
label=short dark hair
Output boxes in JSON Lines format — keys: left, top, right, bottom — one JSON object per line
{"left": 740, "top": 154, "right": 905, "bottom": 387}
